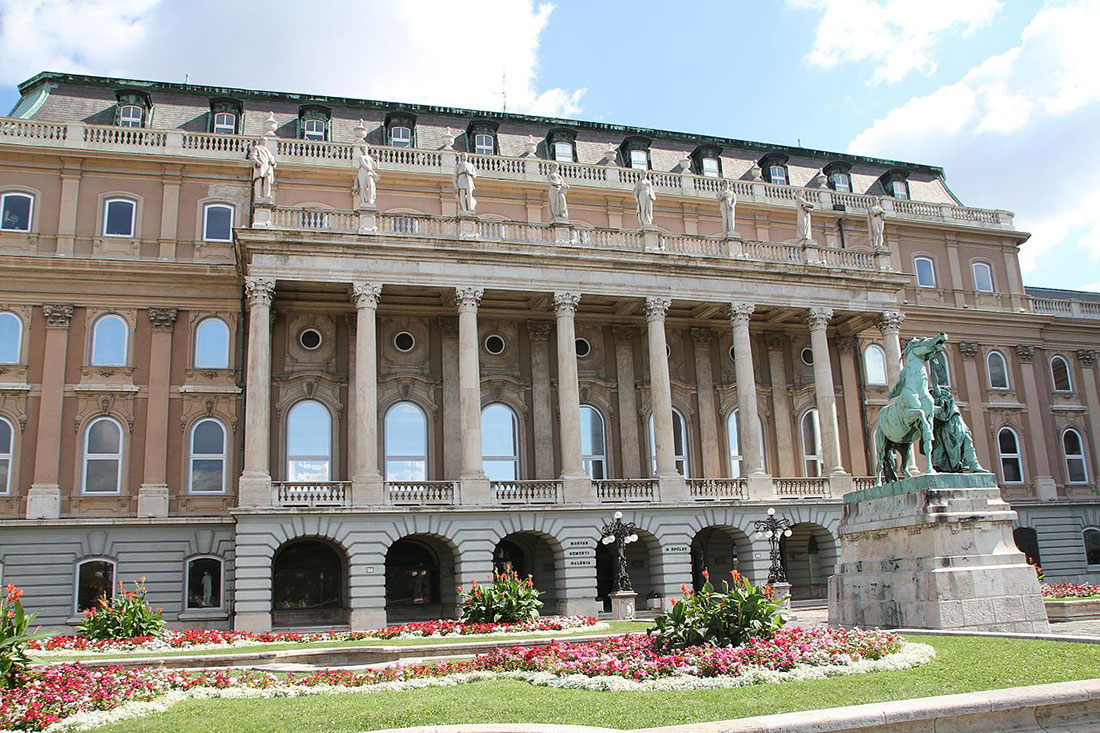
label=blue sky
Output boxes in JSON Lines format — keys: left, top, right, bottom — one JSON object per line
{"left": 0, "top": 0, "right": 1096, "bottom": 291}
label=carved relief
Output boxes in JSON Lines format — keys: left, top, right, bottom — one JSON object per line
{"left": 284, "top": 313, "right": 337, "bottom": 371}
{"left": 147, "top": 307, "right": 178, "bottom": 332}
{"left": 478, "top": 319, "right": 519, "bottom": 375}
{"left": 958, "top": 341, "right": 979, "bottom": 360}
{"left": 380, "top": 375, "right": 440, "bottom": 421}
{"left": 380, "top": 316, "right": 431, "bottom": 376}
{"left": 575, "top": 323, "right": 605, "bottom": 376}
{"left": 1078, "top": 349, "right": 1097, "bottom": 367}
{"left": 1015, "top": 344, "right": 1035, "bottom": 363}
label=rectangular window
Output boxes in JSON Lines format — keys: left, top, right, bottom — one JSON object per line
{"left": 0, "top": 193, "right": 33, "bottom": 232}
{"left": 915, "top": 257, "right": 937, "bottom": 288}
{"left": 630, "top": 149, "right": 648, "bottom": 170}
{"left": 202, "top": 204, "right": 234, "bottom": 242}
{"left": 118, "top": 105, "right": 143, "bottom": 128}
{"left": 390, "top": 126, "right": 412, "bottom": 148}
{"left": 891, "top": 180, "right": 909, "bottom": 199}
{"left": 302, "top": 119, "right": 325, "bottom": 141}
{"left": 212, "top": 112, "right": 237, "bottom": 135}
{"left": 701, "top": 157, "right": 720, "bottom": 177}
{"left": 973, "top": 263, "right": 994, "bottom": 293}
{"left": 474, "top": 133, "right": 494, "bottom": 156}
{"left": 769, "top": 165, "right": 787, "bottom": 185}
{"left": 103, "top": 199, "right": 136, "bottom": 238}
{"left": 553, "top": 141, "right": 573, "bottom": 162}
{"left": 830, "top": 173, "right": 851, "bottom": 192}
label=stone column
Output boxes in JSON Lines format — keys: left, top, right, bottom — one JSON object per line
{"left": 728, "top": 304, "right": 765, "bottom": 477}
{"left": 137, "top": 307, "right": 177, "bottom": 517}
{"left": 876, "top": 311, "right": 905, "bottom": 387}
{"left": 456, "top": 286, "right": 490, "bottom": 503}
{"left": 238, "top": 276, "right": 276, "bottom": 507}
{"left": 528, "top": 321, "right": 555, "bottom": 479}
{"left": 440, "top": 318, "right": 460, "bottom": 479}
{"left": 351, "top": 283, "right": 383, "bottom": 505}
{"left": 805, "top": 308, "right": 846, "bottom": 479}
{"left": 554, "top": 292, "right": 594, "bottom": 502}
{"left": 612, "top": 325, "right": 641, "bottom": 478}
{"left": 958, "top": 341, "right": 992, "bottom": 467}
{"left": 837, "top": 337, "right": 868, "bottom": 475}
{"left": 690, "top": 329, "right": 720, "bottom": 479}
{"left": 27, "top": 304, "right": 74, "bottom": 519}
{"left": 1016, "top": 344, "right": 1057, "bottom": 500}
{"left": 1077, "top": 350, "right": 1100, "bottom": 485}
{"left": 765, "top": 334, "right": 796, "bottom": 478}
{"left": 646, "top": 297, "right": 687, "bottom": 500}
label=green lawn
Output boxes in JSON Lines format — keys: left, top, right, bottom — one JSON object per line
{"left": 34, "top": 621, "right": 649, "bottom": 663}
{"left": 98, "top": 635, "right": 1100, "bottom": 732}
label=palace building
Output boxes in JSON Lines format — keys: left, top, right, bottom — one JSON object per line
{"left": 0, "top": 72, "right": 1097, "bottom": 631}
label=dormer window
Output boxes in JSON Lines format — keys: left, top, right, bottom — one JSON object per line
{"left": 546, "top": 127, "right": 577, "bottom": 162}
{"left": 209, "top": 98, "right": 242, "bottom": 135}
{"left": 467, "top": 120, "right": 498, "bottom": 156}
{"left": 119, "top": 105, "right": 143, "bottom": 128}
{"left": 298, "top": 104, "right": 330, "bottom": 141}
{"left": 823, "top": 162, "right": 852, "bottom": 193}
{"left": 114, "top": 90, "right": 151, "bottom": 128}
{"left": 386, "top": 112, "right": 416, "bottom": 148}
{"left": 619, "top": 136, "right": 652, "bottom": 170}
{"left": 880, "top": 169, "right": 911, "bottom": 200}
{"left": 891, "top": 180, "right": 909, "bottom": 199}
{"left": 691, "top": 145, "right": 723, "bottom": 178}
{"left": 759, "top": 153, "right": 790, "bottom": 185}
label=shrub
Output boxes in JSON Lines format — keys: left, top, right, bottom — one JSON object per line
{"left": 1, "top": 583, "right": 39, "bottom": 688}
{"left": 650, "top": 570, "right": 786, "bottom": 651}
{"left": 459, "top": 569, "right": 543, "bottom": 624}
{"left": 79, "top": 578, "right": 164, "bottom": 640}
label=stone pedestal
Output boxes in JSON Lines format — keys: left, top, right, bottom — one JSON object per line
{"left": 252, "top": 197, "right": 274, "bottom": 228}
{"left": 828, "top": 472, "right": 1050, "bottom": 633}
{"left": 26, "top": 484, "right": 60, "bottom": 519}
{"left": 610, "top": 590, "right": 637, "bottom": 620}
{"left": 771, "top": 581, "right": 792, "bottom": 610}
{"left": 357, "top": 206, "right": 378, "bottom": 234}
{"left": 349, "top": 608, "right": 386, "bottom": 632}
{"left": 642, "top": 228, "right": 661, "bottom": 252}
{"left": 458, "top": 215, "right": 477, "bottom": 239}
{"left": 351, "top": 475, "right": 384, "bottom": 507}
{"left": 136, "top": 484, "right": 169, "bottom": 518}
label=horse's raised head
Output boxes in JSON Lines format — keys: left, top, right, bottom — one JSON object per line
{"left": 903, "top": 332, "right": 949, "bottom": 360}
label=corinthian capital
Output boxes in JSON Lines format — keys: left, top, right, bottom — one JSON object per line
{"left": 244, "top": 277, "right": 276, "bottom": 308}
{"left": 876, "top": 311, "right": 905, "bottom": 335}
{"left": 805, "top": 307, "right": 833, "bottom": 331}
{"left": 352, "top": 282, "right": 382, "bottom": 310}
{"left": 147, "top": 307, "right": 178, "bottom": 331}
{"left": 644, "top": 296, "right": 671, "bottom": 322}
{"left": 958, "top": 341, "right": 979, "bottom": 360}
{"left": 1078, "top": 349, "right": 1097, "bottom": 367}
{"left": 727, "top": 302, "right": 755, "bottom": 328}
{"left": 553, "top": 291, "right": 581, "bottom": 316}
{"left": 42, "top": 304, "right": 74, "bottom": 329}
{"left": 455, "top": 286, "right": 484, "bottom": 313}
{"left": 1015, "top": 344, "right": 1034, "bottom": 362}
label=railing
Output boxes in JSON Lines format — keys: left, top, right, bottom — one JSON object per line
{"left": 817, "top": 247, "right": 877, "bottom": 269}
{"left": 492, "top": 480, "right": 562, "bottom": 504}
{"left": 774, "top": 477, "right": 830, "bottom": 498}
{"left": 595, "top": 479, "right": 658, "bottom": 502}
{"left": 687, "top": 478, "right": 746, "bottom": 500}
{"left": 0, "top": 118, "right": 67, "bottom": 141}
{"left": 274, "top": 481, "right": 350, "bottom": 507}
{"left": 379, "top": 213, "right": 458, "bottom": 238}
{"left": 272, "top": 206, "right": 357, "bottom": 233}
{"left": 662, "top": 235, "right": 726, "bottom": 257}
{"left": 740, "top": 240, "right": 803, "bottom": 264}
{"left": 852, "top": 476, "right": 877, "bottom": 492}
{"left": 1030, "top": 297, "right": 1100, "bottom": 320}
{"left": 83, "top": 124, "right": 166, "bottom": 147}
{"left": 182, "top": 131, "right": 255, "bottom": 154}
{"left": 478, "top": 220, "right": 550, "bottom": 244}
{"left": 386, "top": 480, "right": 456, "bottom": 505}
{"left": 277, "top": 138, "right": 356, "bottom": 161}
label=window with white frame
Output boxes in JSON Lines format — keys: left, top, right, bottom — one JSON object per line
{"left": 186, "top": 556, "right": 223, "bottom": 610}
{"left": 829, "top": 171, "right": 851, "bottom": 192}
{"left": 0, "top": 192, "right": 33, "bottom": 232}
{"left": 929, "top": 351, "right": 952, "bottom": 388}
{"left": 727, "top": 409, "right": 766, "bottom": 478}
{"left": 82, "top": 417, "right": 123, "bottom": 494}
{"left": 891, "top": 179, "right": 910, "bottom": 200}
{"left": 389, "top": 126, "right": 412, "bottom": 148}
{"left": 286, "top": 400, "right": 332, "bottom": 481}
{"left": 202, "top": 203, "right": 234, "bottom": 242}
{"left": 189, "top": 418, "right": 227, "bottom": 493}
{"left": 801, "top": 409, "right": 822, "bottom": 477}
{"left": 768, "top": 165, "right": 788, "bottom": 185}
{"left": 384, "top": 401, "right": 428, "bottom": 481}
{"left": 473, "top": 133, "right": 495, "bottom": 156}
{"left": 997, "top": 427, "right": 1024, "bottom": 484}
{"left": 212, "top": 112, "right": 237, "bottom": 135}
{"left": 649, "top": 409, "right": 690, "bottom": 477}
{"left": 580, "top": 405, "right": 607, "bottom": 479}
{"left": 1063, "top": 428, "right": 1089, "bottom": 485}
{"left": 301, "top": 118, "right": 325, "bottom": 141}
{"left": 0, "top": 416, "right": 13, "bottom": 495}
{"left": 1051, "top": 355, "right": 1073, "bottom": 392}
{"left": 987, "top": 350, "right": 1010, "bottom": 390}
{"left": 630, "top": 149, "right": 649, "bottom": 170}
{"left": 914, "top": 256, "right": 937, "bottom": 288}
{"left": 0, "top": 312, "right": 22, "bottom": 364}
{"left": 75, "top": 559, "right": 116, "bottom": 612}
{"left": 700, "top": 156, "right": 720, "bottom": 177}
{"left": 194, "top": 317, "right": 230, "bottom": 369}
{"left": 118, "top": 104, "right": 143, "bottom": 128}
{"left": 553, "top": 141, "right": 574, "bottom": 162}
{"left": 103, "top": 198, "right": 136, "bottom": 238}
{"left": 90, "top": 314, "right": 128, "bottom": 367}
{"left": 482, "top": 403, "right": 519, "bottom": 481}
{"left": 864, "top": 344, "right": 888, "bottom": 386}
{"left": 1085, "top": 528, "right": 1100, "bottom": 566}
{"left": 972, "top": 262, "right": 995, "bottom": 293}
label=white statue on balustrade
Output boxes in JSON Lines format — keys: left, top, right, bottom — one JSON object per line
{"left": 795, "top": 195, "right": 814, "bottom": 243}
{"left": 718, "top": 180, "right": 738, "bottom": 237}
{"left": 353, "top": 143, "right": 379, "bottom": 209}
{"left": 248, "top": 141, "right": 276, "bottom": 201}
{"left": 454, "top": 153, "right": 477, "bottom": 215}
{"left": 868, "top": 204, "right": 886, "bottom": 250}
{"left": 634, "top": 173, "right": 656, "bottom": 229}
{"left": 548, "top": 163, "right": 570, "bottom": 222}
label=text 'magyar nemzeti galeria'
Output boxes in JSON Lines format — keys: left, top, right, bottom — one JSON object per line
{"left": 0, "top": 71, "right": 1096, "bottom": 631}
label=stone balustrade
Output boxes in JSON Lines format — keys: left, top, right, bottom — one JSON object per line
{"left": 594, "top": 479, "right": 659, "bottom": 502}
{"left": 687, "top": 477, "right": 747, "bottom": 500}
{"left": 1030, "top": 297, "right": 1100, "bottom": 320}
{"left": 491, "top": 480, "right": 561, "bottom": 504}
{"left": 385, "top": 480, "right": 457, "bottom": 505}
{"left": 273, "top": 481, "right": 350, "bottom": 507}
{"left": 775, "top": 477, "right": 831, "bottom": 498}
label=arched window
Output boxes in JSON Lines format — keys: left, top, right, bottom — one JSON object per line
{"left": 185, "top": 556, "right": 223, "bottom": 610}
{"left": 0, "top": 312, "right": 22, "bottom": 364}
{"left": 580, "top": 405, "right": 607, "bottom": 479}
{"left": 90, "top": 314, "right": 128, "bottom": 367}
{"left": 987, "top": 350, "right": 1009, "bottom": 390}
{"left": 930, "top": 351, "right": 952, "bottom": 388}
{"left": 997, "top": 427, "right": 1023, "bottom": 484}
{"left": 286, "top": 400, "right": 332, "bottom": 481}
{"left": 194, "top": 318, "right": 230, "bottom": 369}
{"left": 1084, "top": 528, "right": 1100, "bottom": 566}
{"left": 972, "top": 261, "right": 995, "bottom": 293}
{"left": 914, "top": 256, "right": 937, "bottom": 288}
{"left": 727, "top": 409, "right": 766, "bottom": 477}
{"left": 1051, "top": 355, "right": 1073, "bottom": 393}
{"left": 864, "top": 344, "right": 888, "bottom": 386}
{"left": 0, "top": 192, "right": 33, "bottom": 232}
{"left": 384, "top": 401, "right": 428, "bottom": 481}
{"left": 801, "top": 409, "right": 822, "bottom": 477}
{"left": 482, "top": 403, "right": 519, "bottom": 481}
{"left": 189, "top": 419, "right": 227, "bottom": 493}
{"left": 649, "top": 409, "right": 690, "bottom": 477}
{"left": 102, "top": 198, "right": 136, "bottom": 238}
{"left": 0, "top": 416, "right": 13, "bottom": 495}
{"left": 1063, "top": 428, "right": 1089, "bottom": 485}
{"left": 202, "top": 203, "right": 234, "bottom": 242}
{"left": 82, "top": 417, "right": 123, "bottom": 494}
{"left": 75, "top": 559, "right": 116, "bottom": 613}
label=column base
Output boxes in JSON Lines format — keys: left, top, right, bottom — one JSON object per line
{"left": 828, "top": 472, "right": 853, "bottom": 497}
{"left": 349, "top": 608, "right": 386, "bottom": 632}
{"left": 561, "top": 473, "right": 595, "bottom": 504}
{"left": 26, "top": 483, "right": 61, "bottom": 520}
{"left": 137, "top": 483, "right": 169, "bottom": 518}
{"left": 610, "top": 591, "right": 638, "bottom": 620}
{"left": 237, "top": 471, "right": 273, "bottom": 508}
{"left": 233, "top": 611, "right": 272, "bottom": 633}
{"left": 746, "top": 473, "right": 775, "bottom": 501}
{"left": 657, "top": 472, "right": 688, "bottom": 502}
{"left": 1035, "top": 476, "right": 1058, "bottom": 501}
{"left": 460, "top": 474, "right": 491, "bottom": 505}
{"left": 351, "top": 473, "right": 384, "bottom": 507}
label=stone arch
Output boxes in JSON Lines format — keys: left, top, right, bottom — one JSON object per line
{"left": 690, "top": 525, "right": 753, "bottom": 591}
{"left": 385, "top": 532, "right": 459, "bottom": 623}
{"left": 271, "top": 536, "right": 349, "bottom": 627}
{"left": 492, "top": 530, "right": 565, "bottom": 613}
{"left": 780, "top": 522, "right": 837, "bottom": 602}
{"left": 594, "top": 524, "right": 662, "bottom": 612}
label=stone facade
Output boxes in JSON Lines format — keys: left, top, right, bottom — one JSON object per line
{"left": 0, "top": 72, "right": 1096, "bottom": 630}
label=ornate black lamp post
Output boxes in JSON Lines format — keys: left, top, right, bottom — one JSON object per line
{"left": 753, "top": 507, "right": 793, "bottom": 584}
{"left": 600, "top": 511, "right": 639, "bottom": 593}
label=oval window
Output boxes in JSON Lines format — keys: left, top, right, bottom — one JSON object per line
{"left": 394, "top": 331, "right": 415, "bottom": 353}
{"left": 801, "top": 347, "right": 814, "bottom": 366}
{"left": 299, "top": 328, "right": 322, "bottom": 350}
{"left": 575, "top": 338, "right": 591, "bottom": 358}
{"left": 485, "top": 334, "right": 506, "bottom": 355}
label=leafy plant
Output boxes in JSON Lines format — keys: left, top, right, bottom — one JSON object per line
{"left": 459, "top": 569, "right": 544, "bottom": 624}
{"left": 1030, "top": 561, "right": 1043, "bottom": 583}
{"left": 1, "top": 583, "right": 40, "bottom": 688}
{"left": 79, "top": 578, "right": 164, "bottom": 640}
{"left": 650, "top": 570, "right": 786, "bottom": 651}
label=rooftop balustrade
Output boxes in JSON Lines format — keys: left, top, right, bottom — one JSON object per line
{"left": 1029, "top": 296, "right": 1100, "bottom": 320}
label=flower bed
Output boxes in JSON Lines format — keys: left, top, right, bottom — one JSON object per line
{"left": 1, "top": 629, "right": 933, "bottom": 730}
{"left": 27, "top": 616, "right": 600, "bottom": 656}
{"left": 1041, "top": 582, "right": 1100, "bottom": 600}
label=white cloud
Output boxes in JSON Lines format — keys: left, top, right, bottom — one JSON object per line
{"left": 847, "top": 0, "right": 1100, "bottom": 286}
{"left": 0, "top": 0, "right": 584, "bottom": 118}
{"left": 789, "top": 0, "right": 1002, "bottom": 84}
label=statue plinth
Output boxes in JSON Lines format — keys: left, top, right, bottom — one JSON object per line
{"left": 828, "top": 472, "right": 1049, "bottom": 633}
{"left": 610, "top": 590, "right": 637, "bottom": 620}
{"left": 357, "top": 206, "right": 378, "bottom": 234}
